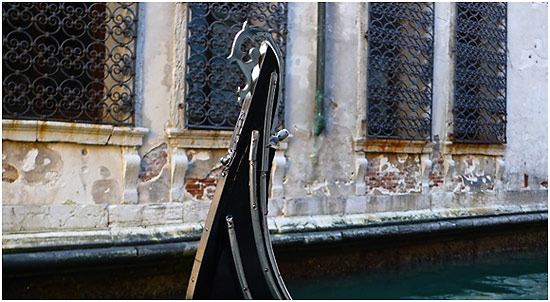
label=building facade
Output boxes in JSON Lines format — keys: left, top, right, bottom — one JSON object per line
{"left": 2, "top": 2, "right": 548, "bottom": 298}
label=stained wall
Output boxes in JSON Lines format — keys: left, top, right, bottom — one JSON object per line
{"left": 2, "top": 3, "right": 547, "bottom": 242}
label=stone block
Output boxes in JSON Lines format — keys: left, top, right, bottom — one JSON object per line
{"left": 323, "top": 197, "right": 346, "bottom": 215}
{"left": 344, "top": 196, "right": 367, "bottom": 214}
{"left": 2, "top": 205, "right": 108, "bottom": 233}
{"left": 108, "top": 204, "right": 144, "bottom": 227}
{"left": 397, "top": 194, "right": 431, "bottom": 211}
{"left": 283, "top": 197, "right": 324, "bottom": 216}
{"left": 431, "top": 192, "right": 454, "bottom": 209}
{"left": 183, "top": 200, "right": 211, "bottom": 223}
{"left": 267, "top": 198, "right": 285, "bottom": 217}
{"left": 498, "top": 190, "right": 548, "bottom": 206}
{"left": 453, "top": 192, "right": 472, "bottom": 208}
{"left": 142, "top": 203, "right": 183, "bottom": 226}
{"left": 366, "top": 195, "right": 392, "bottom": 213}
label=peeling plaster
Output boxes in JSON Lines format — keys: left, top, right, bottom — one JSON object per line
{"left": 305, "top": 179, "right": 330, "bottom": 197}
{"left": 92, "top": 166, "right": 121, "bottom": 204}
{"left": 366, "top": 154, "right": 422, "bottom": 194}
{"left": 10, "top": 145, "right": 62, "bottom": 185}
{"left": 137, "top": 143, "right": 170, "bottom": 203}
{"left": 139, "top": 143, "right": 168, "bottom": 182}
{"left": 2, "top": 163, "right": 19, "bottom": 183}
{"left": 452, "top": 155, "right": 496, "bottom": 193}
{"left": 193, "top": 152, "right": 211, "bottom": 161}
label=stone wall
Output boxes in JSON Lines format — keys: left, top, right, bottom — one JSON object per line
{"left": 2, "top": 3, "right": 547, "bottom": 245}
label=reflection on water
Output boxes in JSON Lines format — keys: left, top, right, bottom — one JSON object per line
{"left": 286, "top": 251, "right": 548, "bottom": 300}
{"left": 413, "top": 273, "right": 548, "bottom": 300}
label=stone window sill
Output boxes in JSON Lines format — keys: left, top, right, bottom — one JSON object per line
{"left": 2, "top": 120, "right": 149, "bottom": 147}
{"left": 443, "top": 141, "right": 506, "bottom": 156}
{"left": 354, "top": 137, "right": 433, "bottom": 154}
{"left": 166, "top": 127, "right": 288, "bottom": 150}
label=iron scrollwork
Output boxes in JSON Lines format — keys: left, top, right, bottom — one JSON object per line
{"left": 2, "top": 2, "right": 138, "bottom": 126}
{"left": 185, "top": 2, "right": 287, "bottom": 130}
{"left": 366, "top": 2, "right": 434, "bottom": 141}
{"left": 454, "top": 2, "right": 507, "bottom": 144}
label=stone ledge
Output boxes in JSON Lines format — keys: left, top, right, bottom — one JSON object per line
{"left": 2, "top": 204, "right": 109, "bottom": 233}
{"left": 109, "top": 203, "right": 185, "bottom": 227}
{"left": 3, "top": 191, "right": 545, "bottom": 234}
{"left": 2, "top": 120, "right": 148, "bottom": 146}
{"left": 279, "top": 190, "right": 547, "bottom": 217}
{"left": 271, "top": 210, "right": 547, "bottom": 247}
{"left": 269, "top": 203, "right": 547, "bottom": 234}
{"left": 443, "top": 141, "right": 506, "bottom": 156}
{"left": 166, "top": 127, "right": 288, "bottom": 150}
{"left": 2, "top": 223, "right": 203, "bottom": 254}
{"left": 354, "top": 137, "right": 433, "bottom": 154}
{"left": 2, "top": 209, "right": 546, "bottom": 272}
{"left": 3, "top": 202, "right": 546, "bottom": 254}
{"left": 166, "top": 128, "right": 233, "bottom": 149}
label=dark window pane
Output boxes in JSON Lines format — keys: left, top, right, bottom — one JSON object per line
{"left": 454, "top": 2, "right": 507, "bottom": 144}
{"left": 2, "top": 2, "right": 138, "bottom": 126}
{"left": 366, "top": 3, "right": 434, "bottom": 140}
{"left": 185, "top": 2, "right": 287, "bottom": 130}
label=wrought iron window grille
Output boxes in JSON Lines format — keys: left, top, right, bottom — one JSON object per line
{"left": 3, "top": 2, "right": 138, "bottom": 126}
{"left": 185, "top": 2, "right": 287, "bottom": 130}
{"left": 453, "top": 2, "right": 507, "bottom": 144}
{"left": 366, "top": 2, "right": 434, "bottom": 141}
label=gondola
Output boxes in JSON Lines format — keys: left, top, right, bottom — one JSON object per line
{"left": 185, "top": 22, "right": 292, "bottom": 300}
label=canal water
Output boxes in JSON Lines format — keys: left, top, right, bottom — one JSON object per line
{"left": 285, "top": 251, "right": 547, "bottom": 299}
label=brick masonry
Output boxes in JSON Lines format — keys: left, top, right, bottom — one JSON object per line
{"left": 365, "top": 153, "right": 422, "bottom": 194}
{"left": 184, "top": 177, "right": 218, "bottom": 200}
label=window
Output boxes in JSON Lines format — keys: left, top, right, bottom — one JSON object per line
{"left": 454, "top": 2, "right": 507, "bottom": 144}
{"left": 185, "top": 2, "right": 287, "bottom": 130}
{"left": 2, "top": 2, "right": 138, "bottom": 126}
{"left": 366, "top": 2, "right": 434, "bottom": 140}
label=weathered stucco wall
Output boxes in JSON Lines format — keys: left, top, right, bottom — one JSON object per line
{"left": 283, "top": 2, "right": 318, "bottom": 198}
{"left": 3, "top": 141, "right": 124, "bottom": 206}
{"left": 2, "top": 3, "right": 547, "bottom": 239}
{"left": 284, "top": 3, "right": 363, "bottom": 199}
{"left": 139, "top": 2, "right": 175, "bottom": 152}
{"left": 136, "top": 3, "right": 176, "bottom": 204}
{"left": 505, "top": 2, "right": 548, "bottom": 190}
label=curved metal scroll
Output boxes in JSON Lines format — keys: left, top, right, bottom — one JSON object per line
{"left": 185, "top": 22, "right": 291, "bottom": 300}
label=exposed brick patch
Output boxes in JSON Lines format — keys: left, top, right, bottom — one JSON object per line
{"left": 138, "top": 143, "right": 168, "bottom": 182}
{"left": 365, "top": 154, "right": 421, "bottom": 194}
{"left": 2, "top": 163, "right": 19, "bottom": 183}
{"left": 429, "top": 148, "right": 445, "bottom": 190}
{"left": 185, "top": 177, "right": 218, "bottom": 200}
{"left": 541, "top": 180, "right": 548, "bottom": 188}
{"left": 429, "top": 175, "right": 444, "bottom": 188}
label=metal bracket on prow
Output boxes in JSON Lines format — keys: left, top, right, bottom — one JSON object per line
{"left": 269, "top": 129, "right": 290, "bottom": 148}
{"left": 226, "top": 215, "right": 253, "bottom": 299}
{"left": 249, "top": 130, "right": 283, "bottom": 299}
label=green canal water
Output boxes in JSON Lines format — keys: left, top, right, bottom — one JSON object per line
{"left": 285, "top": 251, "right": 548, "bottom": 300}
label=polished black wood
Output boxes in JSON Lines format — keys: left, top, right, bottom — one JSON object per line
{"left": 186, "top": 23, "right": 290, "bottom": 300}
